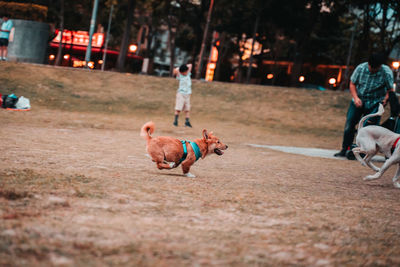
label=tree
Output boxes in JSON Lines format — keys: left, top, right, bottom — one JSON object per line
{"left": 54, "top": 0, "right": 64, "bottom": 66}
{"left": 116, "top": 0, "right": 135, "bottom": 71}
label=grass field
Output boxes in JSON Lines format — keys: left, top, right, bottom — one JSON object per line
{"left": 1, "top": 62, "right": 400, "bottom": 266}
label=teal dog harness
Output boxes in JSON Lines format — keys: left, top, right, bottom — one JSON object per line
{"left": 179, "top": 140, "right": 202, "bottom": 163}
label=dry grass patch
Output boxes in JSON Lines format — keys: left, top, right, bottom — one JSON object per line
{"left": 2, "top": 62, "right": 400, "bottom": 266}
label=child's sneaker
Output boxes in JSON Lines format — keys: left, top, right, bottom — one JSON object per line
{"left": 185, "top": 120, "right": 192, "bottom": 127}
{"left": 173, "top": 121, "right": 178, "bottom": 126}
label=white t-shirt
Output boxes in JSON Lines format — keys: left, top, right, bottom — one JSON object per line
{"left": 176, "top": 72, "right": 192, "bottom": 95}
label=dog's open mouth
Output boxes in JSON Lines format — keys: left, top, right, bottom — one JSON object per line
{"left": 214, "top": 148, "right": 224, "bottom": 155}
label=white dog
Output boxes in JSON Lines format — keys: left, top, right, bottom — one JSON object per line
{"left": 352, "top": 103, "right": 400, "bottom": 188}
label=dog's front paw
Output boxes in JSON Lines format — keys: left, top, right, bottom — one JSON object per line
{"left": 393, "top": 182, "right": 400, "bottom": 189}
{"left": 364, "top": 174, "right": 380, "bottom": 180}
{"left": 169, "top": 162, "right": 176, "bottom": 168}
{"left": 184, "top": 172, "right": 196, "bottom": 178}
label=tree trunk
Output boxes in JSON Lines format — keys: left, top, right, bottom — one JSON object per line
{"left": 290, "top": 48, "right": 303, "bottom": 87}
{"left": 355, "top": 5, "right": 371, "bottom": 63}
{"left": 237, "top": 34, "right": 245, "bottom": 83}
{"left": 167, "top": 8, "right": 177, "bottom": 77}
{"left": 214, "top": 32, "right": 227, "bottom": 81}
{"left": 246, "top": 13, "right": 260, "bottom": 84}
{"left": 195, "top": 0, "right": 214, "bottom": 79}
{"left": 380, "top": 3, "right": 388, "bottom": 52}
{"left": 116, "top": 0, "right": 135, "bottom": 72}
{"left": 54, "top": 0, "right": 64, "bottom": 66}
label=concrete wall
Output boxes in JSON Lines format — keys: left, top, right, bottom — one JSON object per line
{"left": 8, "top": 19, "right": 50, "bottom": 63}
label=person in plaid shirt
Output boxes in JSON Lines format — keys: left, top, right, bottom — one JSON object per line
{"left": 335, "top": 53, "right": 394, "bottom": 158}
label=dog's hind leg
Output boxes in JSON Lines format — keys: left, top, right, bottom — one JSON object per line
{"left": 364, "top": 156, "right": 397, "bottom": 181}
{"left": 156, "top": 162, "right": 175, "bottom": 170}
{"left": 363, "top": 153, "right": 380, "bottom": 172}
{"left": 353, "top": 147, "right": 367, "bottom": 166}
{"left": 392, "top": 164, "right": 400, "bottom": 188}
{"left": 354, "top": 145, "right": 380, "bottom": 171}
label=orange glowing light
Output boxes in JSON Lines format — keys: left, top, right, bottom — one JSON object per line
{"left": 52, "top": 30, "right": 104, "bottom": 48}
{"left": 63, "top": 54, "right": 70, "bottom": 60}
{"left": 73, "top": 60, "right": 86, "bottom": 68}
{"left": 267, "top": 73, "right": 274, "bottom": 79}
{"left": 329, "top": 78, "right": 336, "bottom": 85}
{"left": 299, "top": 76, "right": 305, "bottom": 82}
{"left": 392, "top": 61, "right": 400, "bottom": 69}
{"left": 129, "top": 44, "right": 138, "bottom": 53}
{"left": 210, "top": 47, "right": 218, "bottom": 62}
{"left": 98, "top": 60, "right": 104, "bottom": 64}
{"left": 205, "top": 63, "right": 216, "bottom": 81}
{"left": 49, "top": 54, "right": 55, "bottom": 60}
{"left": 87, "top": 61, "right": 95, "bottom": 69}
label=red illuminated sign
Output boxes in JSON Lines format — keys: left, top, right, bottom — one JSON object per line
{"left": 52, "top": 30, "right": 104, "bottom": 48}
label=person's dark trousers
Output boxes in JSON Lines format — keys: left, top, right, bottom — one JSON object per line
{"left": 341, "top": 101, "right": 381, "bottom": 151}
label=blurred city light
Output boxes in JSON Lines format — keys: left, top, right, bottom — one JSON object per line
{"left": 299, "top": 76, "right": 305, "bottom": 82}
{"left": 267, "top": 73, "right": 274, "bottom": 79}
{"left": 49, "top": 54, "right": 55, "bottom": 60}
{"left": 98, "top": 60, "right": 104, "bottom": 64}
{"left": 129, "top": 44, "right": 138, "bottom": 53}
{"left": 392, "top": 61, "right": 400, "bottom": 70}
{"left": 329, "top": 78, "right": 336, "bottom": 85}
{"left": 87, "top": 61, "right": 95, "bottom": 69}
{"left": 63, "top": 54, "right": 70, "bottom": 60}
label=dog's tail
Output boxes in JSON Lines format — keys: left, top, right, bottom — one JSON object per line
{"left": 140, "top": 121, "right": 155, "bottom": 142}
{"left": 358, "top": 103, "right": 385, "bottom": 130}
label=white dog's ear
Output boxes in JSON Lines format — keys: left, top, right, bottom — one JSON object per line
{"left": 202, "top": 129, "right": 209, "bottom": 140}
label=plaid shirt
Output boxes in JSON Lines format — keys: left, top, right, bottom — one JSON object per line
{"left": 350, "top": 62, "right": 394, "bottom": 109}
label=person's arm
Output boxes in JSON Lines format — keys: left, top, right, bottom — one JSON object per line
{"left": 383, "top": 87, "right": 395, "bottom": 106}
{"left": 187, "top": 64, "right": 193, "bottom": 73}
{"left": 173, "top": 67, "right": 179, "bottom": 77}
{"left": 383, "top": 65, "right": 395, "bottom": 105}
{"left": 350, "top": 81, "right": 362, "bottom": 108}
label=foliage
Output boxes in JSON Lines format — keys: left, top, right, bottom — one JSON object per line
{"left": 0, "top": 1, "right": 47, "bottom": 21}
{"left": 4, "top": 0, "right": 400, "bottom": 85}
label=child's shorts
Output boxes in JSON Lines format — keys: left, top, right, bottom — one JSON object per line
{"left": 175, "top": 93, "right": 191, "bottom": 111}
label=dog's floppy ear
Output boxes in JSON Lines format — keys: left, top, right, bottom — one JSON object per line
{"left": 202, "top": 129, "right": 209, "bottom": 140}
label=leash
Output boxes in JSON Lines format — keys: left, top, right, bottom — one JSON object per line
{"left": 179, "top": 140, "right": 202, "bottom": 163}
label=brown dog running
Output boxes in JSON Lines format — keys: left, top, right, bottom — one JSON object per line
{"left": 140, "top": 121, "right": 228, "bottom": 178}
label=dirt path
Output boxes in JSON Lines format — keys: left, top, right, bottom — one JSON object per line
{"left": 1, "top": 108, "right": 400, "bottom": 266}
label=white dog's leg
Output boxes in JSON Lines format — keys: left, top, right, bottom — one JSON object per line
{"left": 363, "top": 153, "right": 380, "bottom": 172}
{"left": 353, "top": 147, "right": 366, "bottom": 166}
{"left": 364, "top": 156, "right": 397, "bottom": 181}
{"left": 353, "top": 147, "right": 380, "bottom": 171}
{"left": 392, "top": 164, "right": 400, "bottom": 188}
